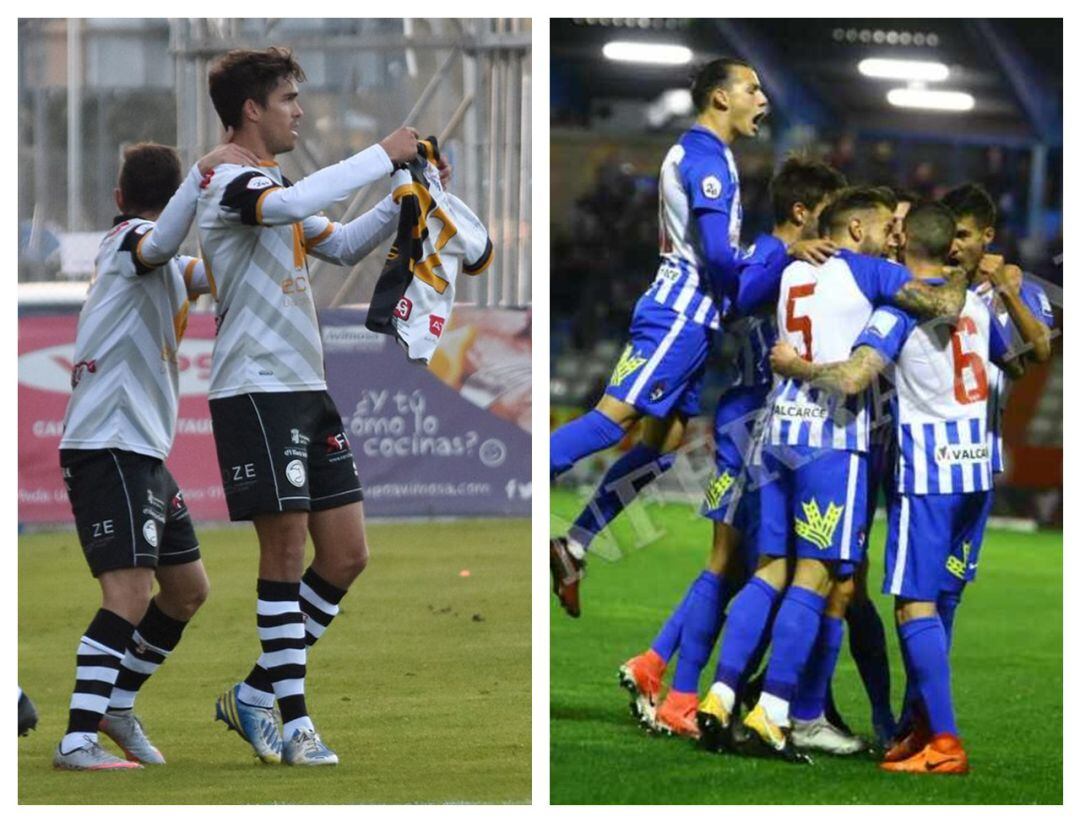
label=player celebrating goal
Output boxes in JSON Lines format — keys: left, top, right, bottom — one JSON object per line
{"left": 196, "top": 46, "right": 423, "bottom": 766}
{"left": 54, "top": 138, "right": 258, "bottom": 770}
{"left": 550, "top": 58, "right": 768, "bottom": 617}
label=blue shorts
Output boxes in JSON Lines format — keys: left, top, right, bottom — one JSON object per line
{"left": 940, "top": 488, "right": 993, "bottom": 592}
{"left": 883, "top": 490, "right": 991, "bottom": 601}
{"left": 603, "top": 301, "right": 711, "bottom": 419}
{"left": 702, "top": 386, "right": 768, "bottom": 520}
{"left": 757, "top": 445, "right": 869, "bottom": 574}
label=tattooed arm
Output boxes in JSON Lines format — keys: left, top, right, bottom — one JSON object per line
{"left": 890, "top": 266, "right": 967, "bottom": 321}
{"left": 769, "top": 342, "right": 888, "bottom": 396}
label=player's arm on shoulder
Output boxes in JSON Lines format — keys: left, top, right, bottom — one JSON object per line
{"left": 133, "top": 165, "right": 205, "bottom": 268}
{"left": 733, "top": 234, "right": 785, "bottom": 316}
{"left": 304, "top": 196, "right": 401, "bottom": 266}
{"left": 891, "top": 264, "right": 966, "bottom": 321}
{"left": 219, "top": 169, "right": 284, "bottom": 226}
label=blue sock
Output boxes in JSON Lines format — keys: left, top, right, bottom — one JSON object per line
{"left": 550, "top": 410, "right": 624, "bottom": 479}
{"left": 650, "top": 579, "right": 695, "bottom": 662}
{"left": 896, "top": 625, "right": 919, "bottom": 733}
{"left": 671, "top": 572, "right": 728, "bottom": 694}
{"left": 569, "top": 444, "right": 675, "bottom": 548}
{"left": 937, "top": 590, "right": 962, "bottom": 652}
{"left": 762, "top": 586, "right": 827, "bottom": 704}
{"left": 898, "top": 616, "right": 958, "bottom": 736}
{"left": 846, "top": 597, "right": 896, "bottom": 737}
{"left": 714, "top": 578, "right": 780, "bottom": 690}
{"left": 791, "top": 615, "right": 843, "bottom": 721}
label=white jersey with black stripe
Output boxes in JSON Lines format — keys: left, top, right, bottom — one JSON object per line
{"left": 60, "top": 217, "right": 197, "bottom": 460}
{"left": 197, "top": 163, "right": 329, "bottom": 400}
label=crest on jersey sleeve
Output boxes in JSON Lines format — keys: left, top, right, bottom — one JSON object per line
{"left": 247, "top": 175, "right": 275, "bottom": 191}
{"left": 701, "top": 175, "right": 722, "bottom": 199}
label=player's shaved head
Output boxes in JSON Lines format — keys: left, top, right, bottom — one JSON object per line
{"left": 209, "top": 46, "right": 307, "bottom": 129}
{"left": 118, "top": 143, "right": 181, "bottom": 215}
{"left": 941, "top": 183, "right": 997, "bottom": 230}
{"left": 903, "top": 201, "right": 957, "bottom": 263}
{"left": 770, "top": 156, "right": 847, "bottom": 226}
{"left": 690, "top": 57, "right": 753, "bottom": 112}
{"left": 818, "top": 187, "right": 895, "bottom": 238}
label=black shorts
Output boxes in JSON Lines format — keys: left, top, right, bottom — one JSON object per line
{"left": 208, "top": 390, "right": 363, "bottom": 521}
{"left": 60, "top": 449, "right": 201, "bottom": 578}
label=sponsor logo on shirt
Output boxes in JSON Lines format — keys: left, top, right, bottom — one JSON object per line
{"left": 933, "top": 443, "right": 990, "bottom": 465}
{"left": 247, "top": 175, "right": 275, "bottom": 191}
{"left": 794, "top": 498, "right": 844, "bottom": 550}
{"left": 429, "top": 315, "right": 445, "bottom": 337}
{"left": 394, "top": 297, "right": 413, "bottom": 321}
{"left": 772, "top": 400, "right": 829, "bottom": 420}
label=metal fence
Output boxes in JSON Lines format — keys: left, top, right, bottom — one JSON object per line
{"left": 18, "top": 18, "right": 531, "bottom": 308}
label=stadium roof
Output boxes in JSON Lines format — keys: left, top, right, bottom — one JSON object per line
{"left": 551, "top": 18, "right": 1062, "bottom": 145}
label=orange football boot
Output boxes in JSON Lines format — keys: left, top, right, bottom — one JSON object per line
{"left": 655, "top": 690, "right": 701, "bottom": 739}
{"left": 618, "top": 649, "right": 666, "bottom": 726}
{"left": 550, "top": 537, "right": 584, "bottom": 617}
{"left": 879, "top": 732, "right": 969, "bottom": 775}
{"left": 883, "top": 712, "right": 931, "bottom": 763}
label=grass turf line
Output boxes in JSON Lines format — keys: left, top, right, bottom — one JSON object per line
{"left": 551, "top": 489, "right": 1062, "bottom": 804}
{"left": 20, "top": 519, "right": 530, "bottom": 804}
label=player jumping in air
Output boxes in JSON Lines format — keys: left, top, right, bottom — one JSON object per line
{"left": 196, "top": 46, "right": 425, "bottom": 766}
{"left": 54, "top": 139, "right": 258, "bottom": 770}
{"left": 770, "top": 201, "right": 1015, "bottom": 774}
{"left": 550, "top": 58, "right": 768, "bottom": 618}
{"left": 696, "top": 188, "right": 970, "bottom": 762}
{"left": 619, "top": 157, "right": 845, "bottom": 738}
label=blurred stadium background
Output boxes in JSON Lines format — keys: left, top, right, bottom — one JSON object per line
{"left": 550, "top": 17, "right": 1062, "bottom": 527}
{"left": 18, "top": 19, "right": 531, "bottom": 802}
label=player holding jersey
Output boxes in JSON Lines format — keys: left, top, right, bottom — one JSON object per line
{"left": 696, "top": 189, "right": 969, "bottom": 761}
{"left": 618, "top": 157, "right": 844, "bottom": 738}
{"left": 550, "top": 58, "right": 769, "bottom": 618}
{"left": 196, "top": 47, "right": 422, "bottom": 767}
{"left": 54, "top": 139, "right": 258, "bottom": 770}
{"left": 770, "top": 201, "right": 1013, "bottom": 774}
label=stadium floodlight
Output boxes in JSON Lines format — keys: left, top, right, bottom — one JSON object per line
{"left": 886, "top": 88, "right": 975, "bottom": 111}
{"left": 859, "top": 58, "right": 949, "bottom": 82}
{"left": 602, "top": 41, "right": 692, "bottom": 65}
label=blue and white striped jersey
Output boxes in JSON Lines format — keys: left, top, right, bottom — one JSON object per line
{"left": 767, "top": 249, "right": 912, "bottom": 452}
{"left": 973, "top": 278, "right": 1056, "bottom": 474}
{"left": 855, "top": 289, "right": 1011, "bottom": 495}
{"left": 720, "top": 233, "right": 784, "bottom": 390}
{"left": 645, "top": 126, "right": 742, "bottom": 329}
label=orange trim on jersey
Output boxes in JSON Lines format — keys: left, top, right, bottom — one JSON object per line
{"left": 306, "top": 222, "right": 335, "bottom": 249}
{"left": 292, "top": 223, "right": 305, "bottom": 269}
{"left": 413, "top": 254, "right": 449, "bottom": 294}
{"left": 431, "top": 206, "right": 458, "bottom": 251}
{"left": 202, "top": 253, "right": 218, "bottom": 299}
{"left": 134, "top": 230, "right": 155, "bottom": 269}
{"left": 257, "top": 160, "right": 279, "bottom": 167}
{"left": 464, "top": 241, "right": 495, "bottom": 275}
{"left": 182, "top": 257, "right": 199, "bottom": 290}
{"left": 173, "top": 301, "right": 190, "bottom": 344}
{"left": 254, "top": 186, "right": 282, "bottom": 225}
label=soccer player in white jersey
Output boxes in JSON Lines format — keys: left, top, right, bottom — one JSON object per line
{"left": 549, "top": 58, "right": 769, "bottom": 618}
{"left": 54, "top": 139, "right": 258, "bottom": 770}
{"left": 770, "top": 201, "right": 1013, "bottom": 774}
{"left": 695, "top": 188, "right": 969, "bottom": 761}
{"left": 195, "top": 47, "right": 422, "bottom": 767}
{"left": 619, "top": 157, "right": 844, "bottom": 738}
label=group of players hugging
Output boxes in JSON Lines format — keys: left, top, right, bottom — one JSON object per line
{"left": 48, "top": 46, "right": 443, "bottom": 770}
{"left": 550, "top": 56, "right": 1054, "bottom": 775}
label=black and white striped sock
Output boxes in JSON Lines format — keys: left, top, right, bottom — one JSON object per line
{"left": 239, "top": 567, "right": 347, "bottom": 707}
{"left": 108, "top": 599, "right": 188, "bottom": 712}
{"left": 256, "top": 579, "right": 312, "bottom": 739}
{"left": 61, "top": 609, "right": 135, "bottom": 754}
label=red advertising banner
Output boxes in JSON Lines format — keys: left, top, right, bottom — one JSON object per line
{"left": 19, "top": 313, "right": 228, "bottom": 524}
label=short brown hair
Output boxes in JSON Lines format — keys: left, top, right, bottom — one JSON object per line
{"left": 119, "top": 143, "right": 182, "bottom": 215}
{"left": 818, "top": 186, "right": 895, "bottom": 237}
{"left": 208, "top": 46, "right": 307, "bottom": 129}
{"left": 769, "top": 155, "right": 847, "bottom": 226}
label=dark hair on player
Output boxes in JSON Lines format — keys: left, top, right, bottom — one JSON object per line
{"left": 119, "top": 143, "right": 182, "bottom": 215}
{"left": 891, "top": 187, "right": 921, "bottom": 206}
{"left": 208, "top": 46, "right": 307, "bottom": 129}
{"left": 769, "top": 156, "right": 848, "bottom": 225}
{"left": 690, "top": 57, "right": 753, "bottom": 112}
{"left": 941, "top": 182, "right": 997, "bottom": 230}
{"left": 903, "top": 201, "right": 957, "bottom": 262}
{"left": 818, "top": 186, "right": 896, "bottom": 237}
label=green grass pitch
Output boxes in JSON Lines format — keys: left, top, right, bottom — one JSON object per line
{"left": 551, "top": 488, "right": 1062, "bottom": 804}
{"left": 19, "top": 519, "right": 530, "bottom": 804}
